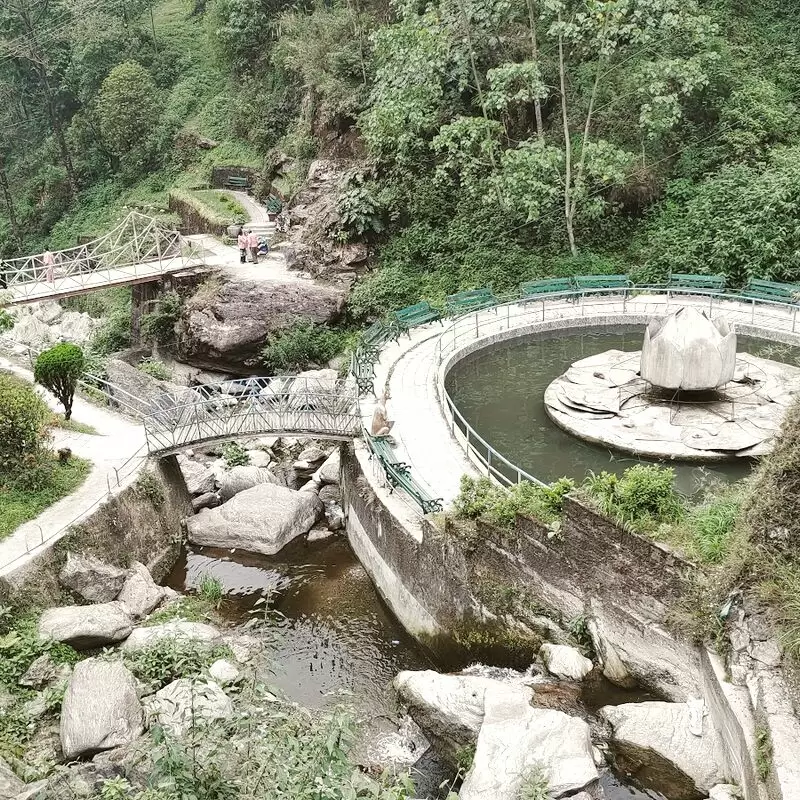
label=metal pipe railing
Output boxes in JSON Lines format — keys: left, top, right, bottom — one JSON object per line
{"left": 434, "top": 286, "right": 800, "bottom": 488}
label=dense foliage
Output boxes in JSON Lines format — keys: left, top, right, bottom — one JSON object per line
{"left": 34, "top": 343, "right": 85, "bottom": 421}
{"left": 0, "top": 0, "right": 799, "bottom": 307}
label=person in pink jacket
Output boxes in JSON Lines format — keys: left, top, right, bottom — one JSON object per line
{"left": 247, "top": 231, "right": 259, "bottom": 264}
{"left": 237, "top": 231, "right": 247, "bottom": 264}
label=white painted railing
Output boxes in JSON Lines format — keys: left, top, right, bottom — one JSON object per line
{"left": 0, "top": 211, "right": 186, "bottom": 305}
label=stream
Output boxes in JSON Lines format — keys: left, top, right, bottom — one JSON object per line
{"left": 166, "top": 535, "right": 668, "bottom": 800}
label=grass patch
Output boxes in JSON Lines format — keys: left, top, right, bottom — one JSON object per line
{"left": 261, "top": 322, "right": 355, "bottom": 373}
{"left": 192, "top": 189, "right": 248, "bottom": 220}
{"left": 452, "top": 474, "right": 574, "bottom": 529}
{"left": 51, "top": 414, "right": 98, "bottom": 435}
{"left": 756, "top": 725, "right": 773, "bottom": 781}
{"left": 581, "top": 464, "right": 685, "bottom": 534}
{"left": 0, "top": 457, "right": 92, "bottom": 541}
{"left": 137, "top": 358, "right": 172, "bottom": 381}
{"left": 144, "top": 596, "right": 219, "bottom": 626}
{"left": 757, "top": 556, "right": 800, "bottom": 659}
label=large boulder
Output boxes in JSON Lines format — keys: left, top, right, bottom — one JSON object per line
{"left": 0, "top": 757, "right": 24, "bottom": 799}
{"left": 539, "top": 643, "right": 593, "bottom": 681}
{"left": 104, "top": 359, "right": 184, "bottom": 417}
{"left": 282, "top": 160, "right": 372, "bottom": 281}
{"left": 56, "top": 311, "right": 97, "bottom": 345}
{"left": 10, "top": 315, "right": 52, "bottom": 350}
{"left": 460, "top": 685, "right": 597, "bottom": 800}
{"left": 121, "top": 621, "right": 223, "bottom": 652}
{"left": 117, "top": 562, "right": 166, "bottom": 618}
{"left": 58, "top": 553, "right": 127, "bottom": 603}
{"left": 39, "top": 603, "right": 133, "bottom": 649}
{"left": 60, "top": 659, "right": 143, "bottom": 760}
{"left": 176, "top": 277, "right": 346, "bottom": 373}
{"left": 216, "top": 465, "right": 279, "bottom": 502}
{"left": 145, "top": 679, "right": 232, "bottom": 737}
{"left": 393, "top": 671, "right": 501, "bottom": 762}
{"left": 178, "top": 456, "right": 216, "bottom": 496}
{"left": 600, "top": 702, "right": 727, "bottom": 799}
{"left": 186, "top": 483, "right": 323, "bottom": 556}
{"left": 312, "top": 449, "right": 340, "bottom": 485}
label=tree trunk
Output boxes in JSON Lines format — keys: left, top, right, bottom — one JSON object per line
{"left": 526, "top": 0, "right": 544, "bottom": 140}
{"left": 557, "top": 18, "right": 577, "bottom": 256}
{"left": 0, "top": 159, "right": 23, "bottom": 249}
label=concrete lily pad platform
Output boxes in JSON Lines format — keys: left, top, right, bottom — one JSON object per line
{"left": 544, "top": 349, "right": 800, "bottom": 460}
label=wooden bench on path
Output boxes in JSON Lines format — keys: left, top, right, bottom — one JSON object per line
{"left": 368, "top": 436, "right": 443, "bottom": 515}
{"left": 224, "top": 176, "right": 250, "bottom": 191}
{"left": 391, "top": 301, "right": 441, "bottom": 335}
{"left": 741, "top": 278, "right": 800, "bottom": 305}
{"left": 667, "top": 273, "right": 727, "bottom": 295}
{"left": 520, "top": 278, "right": 574, "bottom": 299}
{"left": 445, "top": 287, "right": 498, "bottom": 316}
{"left": 573, "top": 274, "right": 631, "bottom": 295}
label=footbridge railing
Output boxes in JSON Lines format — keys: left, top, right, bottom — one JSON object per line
{"left": 142, "top": 375, "right": 361, "bottom": 455}
{"left": 1, "top": 211, "right": 188, "bottom": 305}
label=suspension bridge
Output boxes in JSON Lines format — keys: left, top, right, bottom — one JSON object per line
{"left": 0, "top": 212, "right": 224, "bottom": 305}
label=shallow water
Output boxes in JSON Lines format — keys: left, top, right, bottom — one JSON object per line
{"left": 166, "top": 536, "right": 435, "bottom": 714}
{"left": 167, "top": 537, "right": 670, "bottom": 800}
{"left": 446, "top": 329, "right": 800, "bottom": 493}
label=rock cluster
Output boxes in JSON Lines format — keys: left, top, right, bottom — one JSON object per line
{"left": 178, "top": 437, "right": 343, "bottom": 555}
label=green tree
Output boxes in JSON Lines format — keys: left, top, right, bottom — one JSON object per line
{"left": 0, "top": 375, "right": 51, "bottom": 475}
{"left": 34, "top": 343, "right": 85, "bottom": 421}
{"left": 96, "top": 61, "right": 160, "bottom": 178}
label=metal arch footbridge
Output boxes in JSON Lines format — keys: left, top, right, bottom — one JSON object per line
{"left": 139, "top": 376, "right": 362, "bottom": 455}
{"left": 1, "top": 212, "right": 214, "bottom": 306}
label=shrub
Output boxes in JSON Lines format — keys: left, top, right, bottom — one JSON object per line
{"left": 198, "top": 574, "right": 223, "bottom": 607}
{"left": 684, "top": 490, "right": 742, "bottom": 563}
{"left": 137, "top": 358, "right": 172, "bottom": 381}
{"left": 34, "top": 343, "right": 85, "bottom": 421}
{"left": 221, "top": 441, "right": 250, "bottom": 468}
{"left": 121, "top": 639, "right": 232, "bottom": 691}
{"left": 0, "top": 375, "right": 51, "bottom": 477}
{"left": 261, "top": 322, "right": 351, "bottom": 372}
{"left": 583, "top": 465, "right": 685, "bottom": 533}
{"left": 453, "top": 474, "right": 574, "bottom": 529}
{"left": 140, "top": 292, "right": 182, "bottom": 345}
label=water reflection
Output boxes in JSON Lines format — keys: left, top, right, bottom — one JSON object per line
{"left": 446, "top": 329, "right": 800, "bottom": 492}
{"left": 166, "top": 537, "right": 435, "bottom": 712}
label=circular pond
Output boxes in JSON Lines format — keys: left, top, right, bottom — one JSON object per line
{"left": 445, "top": 328, "right": 800, "bottom": 493}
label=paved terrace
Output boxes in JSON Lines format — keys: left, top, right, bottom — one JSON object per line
{"left": 359, "top": 290, "right": 800, "bottom": 517}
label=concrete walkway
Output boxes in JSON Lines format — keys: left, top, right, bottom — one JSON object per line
{"left": 0, "top": 359, "right": 147, "bottom": 577}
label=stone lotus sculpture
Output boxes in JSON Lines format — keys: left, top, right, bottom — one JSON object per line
{"left": 640, "top": 307, "right": 736, "bottom": 391}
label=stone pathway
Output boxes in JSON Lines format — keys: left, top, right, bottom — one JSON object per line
{"left": 0, "top": 359, "right": 147, "bottom": 577}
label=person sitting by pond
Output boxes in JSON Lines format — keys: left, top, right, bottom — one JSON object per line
{"left": 237, "top": 230, "right": 248, "bottom": 264}
{"left": 371, "top": 390, "right": 394, "bottom": 437}
{"left": 246, "top": 230, "right": 259, "bottom": 264}
{"left": 43, "top": 248, "right": 56, "bottom": 283}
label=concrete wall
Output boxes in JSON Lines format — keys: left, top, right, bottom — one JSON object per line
{"left": 0, "top": 456, "right": 190, "bottom": 607}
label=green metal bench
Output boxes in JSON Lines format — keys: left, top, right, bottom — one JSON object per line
{"left": 225, "top": 176, "right": 249, "bottom": 190}
{"left": 361, "top": 320, "right": 396, "bottom": 355}
{"left": 741, "top": 278, "right": 800, "bottom": 305}
{"left": 367, "top": 436, "right": 443, "bottom": 514}
{"left": 391, "top": 301, "right": 442, "bottom": 334}
{"left": 573, "top": 274, "right": 631, "bottom": 294}
{"left": 667, "top": 273, "right": 726, "bottom": 294}
{"left": 382, "top": 459, "right": 443, "bottom": 514}
{"left": 520, "top": 278, "right": 574, "bottom": 298}
{"left": 444, "top": 287, "right": 498, "bottom": 316}
{"left": 352, "top": 350, "right": 376, "bottom": 396}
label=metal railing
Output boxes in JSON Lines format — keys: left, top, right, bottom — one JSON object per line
{"left": 0, "top": 211, "right": 187, "bottom": 305}
{"left": 434, "top": 286, "right": 800, "bottom": 488}
{"left": 143, "top": 375, "right": 361, "bottom": 455}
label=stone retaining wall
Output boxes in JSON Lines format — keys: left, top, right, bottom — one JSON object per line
{"left": 342, "top": 442, "right": 767, "bottom": 798}
{"left": 0, "top": 456, "right": 189, "bottom": 606}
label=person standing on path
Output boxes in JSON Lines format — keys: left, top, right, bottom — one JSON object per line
{"left": 237, "top": 230, "right": 248, "bottom": 264}
{"left": 43, "top": 248, "right": 56, "bottom": 283}
{"left": 247, "top": 230, "right": 259, "bottom": 264}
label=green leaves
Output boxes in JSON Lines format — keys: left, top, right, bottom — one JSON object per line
{"left": 485, "top": 61, "right": 548, "bottom": 113}
{"left": 0, "top": 374, "right": 51, "bottom": 477}
{"left": 34, "top": 343, "right": 85, "bottom": 422}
